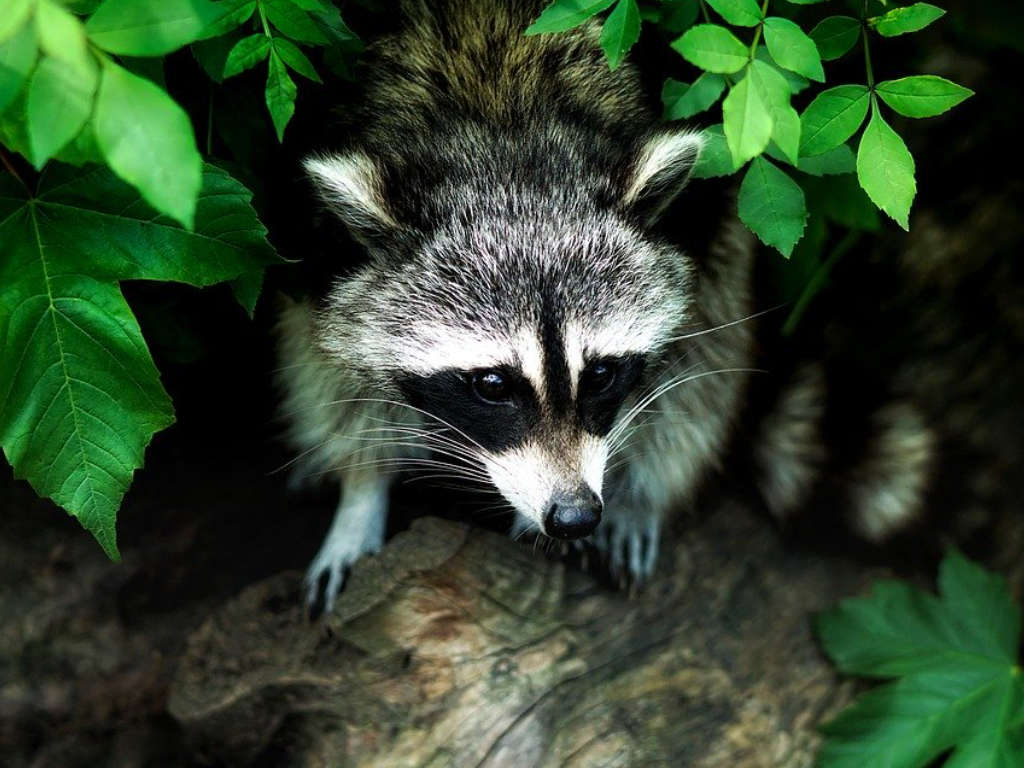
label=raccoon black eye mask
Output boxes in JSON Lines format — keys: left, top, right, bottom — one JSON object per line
{"left": 278, "top": 0, "right": 939, "bottom": 616}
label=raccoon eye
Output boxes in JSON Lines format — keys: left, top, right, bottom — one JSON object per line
{"left": 471, "top": 370, "right": 512, "bottom": 404}
{"left": 580, "top": 360, "right": 616, "bottom": 395}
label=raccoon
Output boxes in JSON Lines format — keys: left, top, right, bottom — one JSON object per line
{"left": 277, "top": 0, "right": 1017, "bottom": 615}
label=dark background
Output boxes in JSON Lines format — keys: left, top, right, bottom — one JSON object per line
{"left": 2, "top": 1, "right": 1023, "bottom": 764}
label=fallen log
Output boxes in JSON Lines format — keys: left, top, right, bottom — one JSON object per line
{"left": 170, "top": 503, "right": 881, "bottom": 767}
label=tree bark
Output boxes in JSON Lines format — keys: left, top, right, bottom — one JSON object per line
{"left": 169, "top": 503, "right": 880, "bottom": 767}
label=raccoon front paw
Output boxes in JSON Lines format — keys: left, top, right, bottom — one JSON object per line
{"left": 591, "top": 513, "right": 660, "bottom": 588}
{"left": 304, "top": 530, "right": 381, "bottom": 620}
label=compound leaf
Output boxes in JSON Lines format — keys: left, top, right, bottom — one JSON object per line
{"left": 723, "top": 65, "right": 773, "bottom": 167}
{"left": 273, "top": 37, "right": 320, "bottom": 81}
{"left": 85, "top": 0, "right": 222, "bottom": 56}
{"left": 0, "top": 164, "right": 279, "bottom": 560}
{"left": 93, "top": 59, "right": 201, "bottom": 228}
{"left": 870, "top": 3, "right": 946, "bottom": 37}
{"left": 662, "top": 72, "right": 727, "bottom": 120}
{"left": 737, "top": 155, "right": 807, "bottom": 256}
{"left": 0, "top": 21, "right": 39, "bottom": 115}
{"left": 797, "top": 143, "right": 856, "bottom": 176}
{"left": 800, "top": 84, "right": 870, "bottom": 157}
{"left": 0, "top": 0, "right": 34, "bottom": 46}
{"left": 817, "top": 551, "right": 1024, "bottom": 768}
{"left": 222, "top": 33, "right": 271, "bottom": 79}
{"left": 809, "top": 16, "right": 862, "bottom": 61}
{"left": 857, "top": 107, "right": 916, "bottom": 229}
{"left": 705, "top": 0, "right": 763, "bottom": 27}
{"left": 875, "top": 75, "right": 973, "bottom": 118}
{"left": 691, "top": 124, "right": 738, "bottom": 178}
{"left": 265, "top": 49, "right": 297, "bottom": 141}
{"left": 26, "top": 55, "right": 98, "bottom": 168}
{"left": 673, "top": 24, "right": 749, "bottom": 74}
{"left": 763, "top": 16, "right": 824, "bottom": 81}
{"left": 600, "top": 0, "right": 640, "bottom": 70}
{"left": 262, "top": 0, "right": 329, "bottom": 44}
{"left": 525, "top": 0, "right": 617, "bottom": 34}
{"left": 749, "top": 58, "right": 799, "bottom": 165}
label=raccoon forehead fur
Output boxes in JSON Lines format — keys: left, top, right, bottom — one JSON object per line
{"left": 308, "top": 185, "right": 699, "bottom": 378}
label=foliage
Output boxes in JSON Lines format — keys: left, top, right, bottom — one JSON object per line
{"left": 527, "top": 0, "right": 972, "bottom": 258}
{"left": 0, "top": 0, "right": 365, "bottom": 555}
{"left": 0, "top": 2, "right": 977, "bottom": 563}
{"left": 816, "top": 551, "right": 1024, "bottom": 767}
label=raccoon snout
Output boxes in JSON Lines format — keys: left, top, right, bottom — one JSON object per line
{"left": 544, "top": 487, "right": 602, "bottom": 539}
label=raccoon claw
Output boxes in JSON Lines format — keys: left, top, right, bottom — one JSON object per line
{"left": 303, "top": 534, "right": 379, "bottom": 618}
{"left": 306, "top": 564, "right": 350, "bottom": 621}
{"left": 591, "top": 516, "right": 660, "bottom": 588}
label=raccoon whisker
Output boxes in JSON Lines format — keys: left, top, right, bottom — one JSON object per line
{"left": 320, "top": 398, "right": 495, "bottom": 457}
{"left": 357, "top": 425, "right": 484, "bottom": 463}
{"left": 664, "top": 305, "right": 785, "bottom": 344}
{"left": 350, "top": 431, "right": 485, "bottom": 466}
{"left": 308, "top": 456, "right": 492, "bottom": 482}
{"left": 609, "top": 367, "right": 762, "bottom": 446}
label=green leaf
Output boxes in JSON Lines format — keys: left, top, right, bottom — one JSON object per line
{"left": 705, "top": 0, "right": 763, "bottom": 27}
{"left": 0, "top": 163, "right": 278, "bottom": 559}
{"left": 274, "top": 37, "right": 320, "bottom": 82}
{"left": 870, "top": 3, "right": 946, "bottom": 37}
{"left": 262, "top": 0, "right": 329, "bottom": 44}
{"left": 691, "top": 124, "right": 738, "bottom": 178}
{"left": 754, "top": 45, "right": 809, "bottom": 95}
{"left": 723, "top": 65, "right": 773, "bottom": 167}
{"left": 600, "top": 0, "right": 640, "bottom": 70}
{"left": 796, "top": 143, "right": 855, "bottom": 176}
{"left": 36, "top": 0, "right": 91, "bottom": 75}
{"left": 802, "top": 173, "right": 879, "bottom": 229}
{"left": 816, "top": 551, "right": 1024, "bottom": 768}
{"left": 938, "top": 551, "right": 1021, "bottom": 662}
{"left": 230, "top": 270, "right": 265, "bottom": 317}
{"left": 265, "top": 50, "right": 296, "bottom": 142}
{"left": 222, "top": 33, "right": 271, "bottom": 79}
{"left": 749, "top": 59, "right": 799, "bottom": 166}
{"left": 0, "top": 0, "right": 33, "bottom": 46}
{"left": 85, "top": 0, "right": 223, "bottom": 56}
{"left": 309, "top": 3, "right": 360, "bottom": 49}
{"left": 191, "top": 29, "right": 242, "bottom": 83}
{"left": 799, "top": 84, "right": 870, "bottom": 157}
{"left": 875, "top": 75, "right": 973, "bottom": 118}
{"left": 657, "top": 0, "right": 699, "bottom": 35}
{"left": 26, "top": 55, "right": 98, "bottom": 168}
{"left": 93, "top": 59, "right": 202, "bottom": 228}
{"left": 809, "top": 16, "right": 862, "bottom": 61}
{"left": 672, "top": 24, "right": 749, "bottom": 74}
{"left": 857, "top": 106, "right": 916, "bottom": 229}
{"left": 524, "top": 0, "right": 617, "bottom": 34}
{"left": 51, "top": 121, "right": 104, "bottom": 166}
{"left": 662, "top": 72, "right": 726, "bottom": 120}
{"left": 0, "top": 21, "right": 38, "bottom": 115}
{"left": 762, "top": 16, "right": 824, "bottom": 82}
{"left": 198, "top": 0, "right": 257, "bottom": 39}
{"left": 737, "top": 156, "right": 807, "bottom": 256}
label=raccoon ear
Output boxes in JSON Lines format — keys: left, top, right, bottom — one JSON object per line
{"left": 621, "top": 129, "right": 704, "bottom": 224}
{"left": 303, "top": 152, "right": 397, "bottom": 244}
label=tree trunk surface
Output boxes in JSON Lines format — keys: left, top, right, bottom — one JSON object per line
{"left": 168, "top": 504, "right": 881, "bottom": 768}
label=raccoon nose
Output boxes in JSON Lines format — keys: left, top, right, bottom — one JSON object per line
{"left": 544, "top": 488, "right": 602, "bottom": 539}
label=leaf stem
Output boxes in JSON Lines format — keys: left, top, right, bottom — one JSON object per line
{"left": 698, "top": 0, "right": 712, "bottom": 24}
{"left": 782, "top": 229, "right": 861, "bottom": 336}
{"left": 749, "top": 0, "right": 771, "bottom": 57}
{"left": 257, "top": 1, "right": 272, "bottom": 39}
{"left": 861, "top": 1, "right": 876, "bottom": 91}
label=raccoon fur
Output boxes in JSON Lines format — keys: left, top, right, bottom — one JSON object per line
{"left": 276, "top": 0, "right": 1022, "bottom": 614}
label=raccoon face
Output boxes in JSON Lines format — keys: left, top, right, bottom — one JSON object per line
{"left": 305, "top": 129, "right": 703, "bottom": 538}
